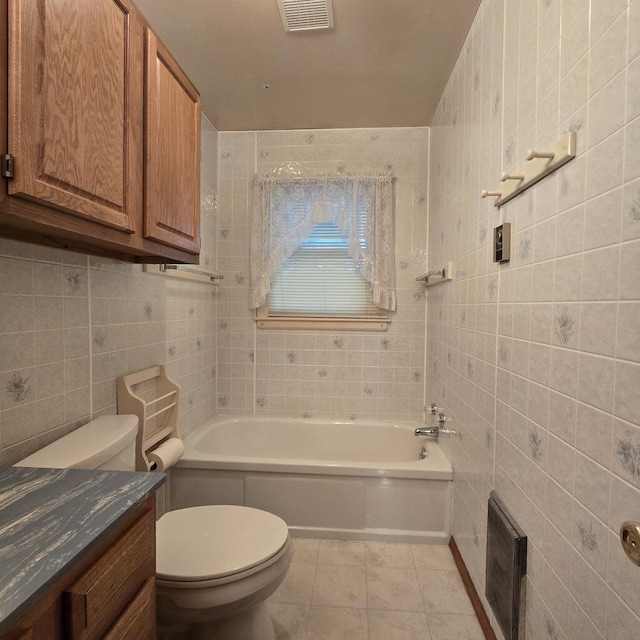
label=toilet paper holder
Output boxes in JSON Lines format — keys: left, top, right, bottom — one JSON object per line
{"left": 117, "top": 364, "right": 182, "bottom": 471}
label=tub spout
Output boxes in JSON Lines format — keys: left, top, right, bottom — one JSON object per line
{"left": 414, "top": 426, "right": 439, "bottom": 438}
{"left": 415, "top": 425, "right": 457, "bottom": 438}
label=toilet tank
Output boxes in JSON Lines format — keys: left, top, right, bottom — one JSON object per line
{"left": 15, "top": 415, "right": 138, "bottom": 471}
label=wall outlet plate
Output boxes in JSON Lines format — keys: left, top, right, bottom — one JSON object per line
{"left": 494, "top": 223, "right": 511, "bottom": 263}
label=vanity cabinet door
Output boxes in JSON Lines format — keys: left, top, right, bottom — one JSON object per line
{"left": 0, "top": 498, "right": 157, "bottom": 640}
{"left": 102, "top": 578, "right": 155, "bottom": 640}
{"left": 8, "top": 0, "right": 143, "bottom": 233}
{"left": 63, "top": 508, "right": 155, "bottom": 640}
{"left": 144, "top": 28, "right": 200, "bottom": 254}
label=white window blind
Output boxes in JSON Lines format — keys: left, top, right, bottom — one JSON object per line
{"left": 251, "top": 176, "right": 395, "bottom": 329}
{"left": 267, "top": 222, "right": 387, "bottom": 319}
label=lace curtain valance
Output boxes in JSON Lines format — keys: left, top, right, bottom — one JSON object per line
{"left": 250, "top": 176, "right": 396, "bottom": 311}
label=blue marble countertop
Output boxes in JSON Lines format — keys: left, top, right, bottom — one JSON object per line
{"left": 0, "top": 466, "right": 165, "bottom": 634}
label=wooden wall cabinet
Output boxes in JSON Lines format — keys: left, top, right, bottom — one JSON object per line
{"left": 0, "top": 0, "right": 201, "bottom": 263}
{"left": 145, "top": 30, "right": 201, "bottom": 254}
{"left": 0, "top": 500, "right": 157, "bottom": 640}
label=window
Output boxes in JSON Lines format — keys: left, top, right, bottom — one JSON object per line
{"left": 250, "top": 177, "right": 395, "bottom": 330}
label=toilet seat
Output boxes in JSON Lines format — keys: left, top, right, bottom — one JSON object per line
{"left": 156, "top": 505, "right": 289, "bottom": 584}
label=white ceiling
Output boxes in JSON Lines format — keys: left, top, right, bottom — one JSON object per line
{"left": 135, "top": 0, "right": 482, "bottom": 131}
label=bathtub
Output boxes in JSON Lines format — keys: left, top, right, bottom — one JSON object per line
{"left": 169, "top": 416, "right": 453, "bottom": 543}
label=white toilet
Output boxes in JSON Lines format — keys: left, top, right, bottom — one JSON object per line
{"left": 16, "top": 415, "right": 292, "bottom": 640}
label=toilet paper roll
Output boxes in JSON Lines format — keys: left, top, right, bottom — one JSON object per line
{"left": 147, "top": 438, "right": 184, "bottom": 471}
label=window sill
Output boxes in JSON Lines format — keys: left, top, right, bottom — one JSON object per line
{"left": 256, "top": 317, "right": 389, "bottom": 331}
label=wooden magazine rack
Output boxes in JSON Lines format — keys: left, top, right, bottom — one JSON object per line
{"left": 116, "top": 365, "right": 180, "bottom": 471}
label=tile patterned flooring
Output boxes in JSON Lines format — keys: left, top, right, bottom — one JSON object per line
{"left": 267, "top": 538, "right": 485, "bottom": 640}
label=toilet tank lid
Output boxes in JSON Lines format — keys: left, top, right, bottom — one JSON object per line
{"left": 15, "top": 415, "right": 138, "bottom": 469}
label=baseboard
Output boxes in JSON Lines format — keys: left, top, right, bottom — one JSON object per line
{"left": 449, "top": 536, "right": 497, "bottom": 640}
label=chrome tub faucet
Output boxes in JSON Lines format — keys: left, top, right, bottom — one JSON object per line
{"left": 414, "top": 409, "right": 456, "bottom": 439}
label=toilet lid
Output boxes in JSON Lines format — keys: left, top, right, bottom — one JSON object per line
{"left": 156, "top": 505, "right": 289, "bottom": 582}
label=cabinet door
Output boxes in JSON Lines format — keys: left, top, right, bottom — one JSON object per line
{"left": 102, "top": 578, "right": 155, "bottom": 640}
{"left": 8, "top": 0, "right": 142, "bottom": 232}
{"left": 144, "top": 29, "right": 200, "bottom": 254}
{"left": 63, "top": 510, "right": 154, "bottom": 640}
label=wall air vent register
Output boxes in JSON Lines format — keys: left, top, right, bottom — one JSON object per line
{"left": 277, "top": 0, "right": 334, "bottom": 32}
{"left": 486, "top": 491, "right": 527, "bottom": 640}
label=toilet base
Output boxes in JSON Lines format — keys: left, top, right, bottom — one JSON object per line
{"left": 155, "top": 521, "right": 292, "bottom": 640}
{"left": 157, "top": 602, "right": 275, "bottom": 640}
{"left": 188, "top": 601, "right": 275, "bottom": 640}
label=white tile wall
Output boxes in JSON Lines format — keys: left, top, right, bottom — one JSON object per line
{"left": 0, "top": 115, "right": 219, "bottom": 463}
{"left": 216, "top": 128, "right": 430, "bottom": 422}
{"left": 1, "top": 5, "right": 637, "bottom": 636}
{"left": 428, "top": 0, "right": 640, "bottom": 638}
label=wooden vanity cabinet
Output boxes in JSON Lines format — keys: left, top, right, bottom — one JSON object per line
{"left": 0, "top": 498, "right": 157, "bottom": 640}
{"left": 0, "top": 0, "right": 201, "bottom": 263}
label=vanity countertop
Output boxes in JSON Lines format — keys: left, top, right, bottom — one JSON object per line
{"left": 0, "top": 465, "right": 165, "bottom": 634}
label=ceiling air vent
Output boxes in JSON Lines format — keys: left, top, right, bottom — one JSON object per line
{"left": 277, "top": 0, "right": 334, "bottom": 32}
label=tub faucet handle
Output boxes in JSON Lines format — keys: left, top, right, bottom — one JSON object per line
{"left": 438, "top": 412, "right": 450, "bottom": 424}
{"left": 429, "top": 403, "right": 438, "bottom": 415}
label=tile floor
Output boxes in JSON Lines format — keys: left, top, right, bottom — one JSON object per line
{"left": 267, "top": 538, "right": 485, "bottom": 640}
